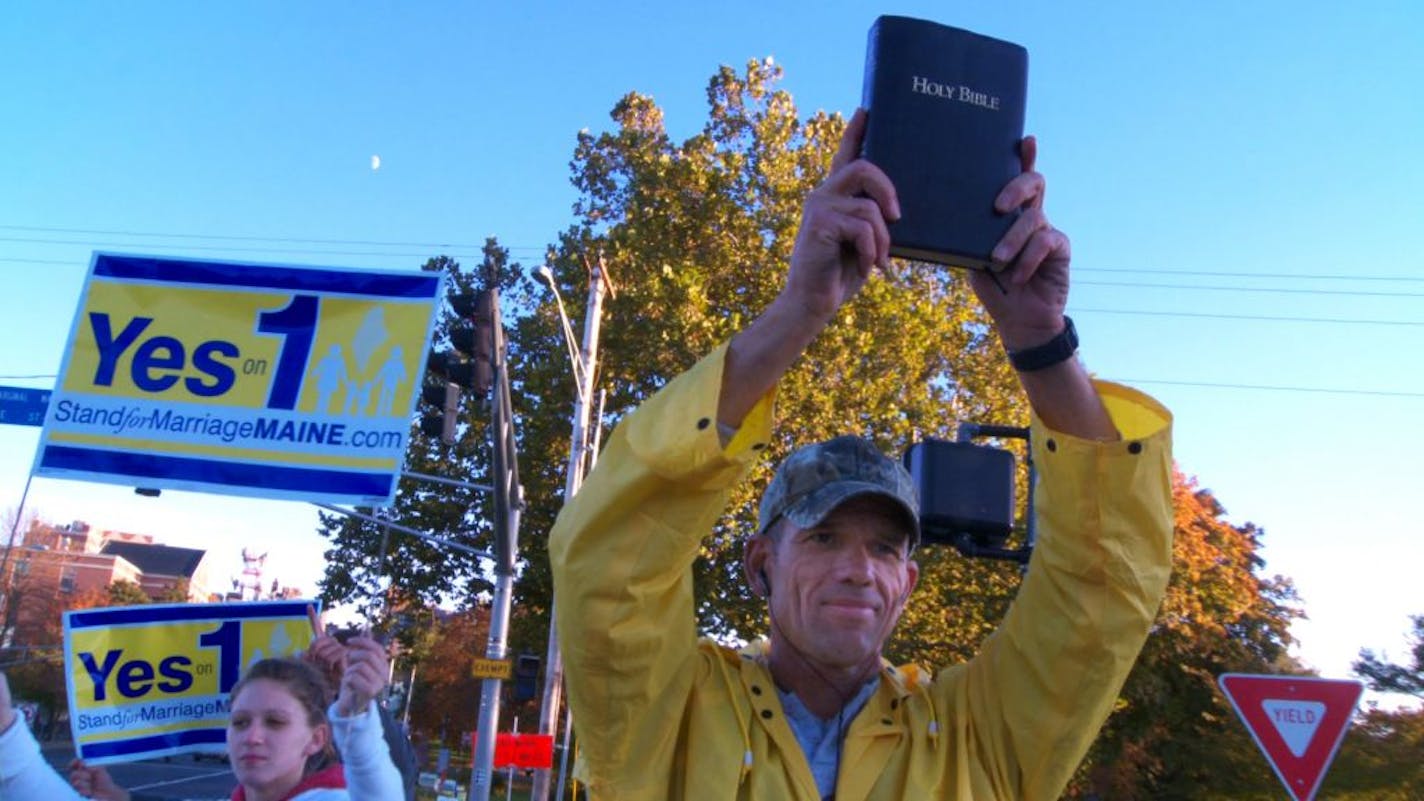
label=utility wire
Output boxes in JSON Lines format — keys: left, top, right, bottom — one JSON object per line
{"left": 0, "top": 224, "right": 1419, "bottom": 283}
{"left": 0, "top": 257, "right": 77, "bottom": 266}
{"left": 1079, "top": 266, "right": 1424, "bottom": 283}
{"left": 0, "top": 237, "right": 485, "bottom": 260}
{"left": 1073, "top": 308, "right": 1424, "bottom": 328}
{"left": 3, "top": 250, "right": 1420, "bottom": 306}
{"left": 0, "top": 224, "right": 497, "bottom": 251}
{"left": 1106, "top": 378, "right": 1424, "bottom": 399}
{"left": 2, "top": 253, "right": 1419, "bottom": 326}
{"left": 1076, "top": 280, "right": 1424, "bottom": 299}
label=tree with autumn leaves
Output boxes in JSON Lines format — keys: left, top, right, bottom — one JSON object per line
{"left": 315, "top": 60, "right": 1418, "bottom": 794}
{"left": 1, "top": 554, "right": 179, "bottom": 731}
{"left": 1067, "top": 474, "right": 1303, "bottom": 798}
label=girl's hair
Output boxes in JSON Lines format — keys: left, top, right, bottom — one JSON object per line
{"left": 230, "top": 658, "right": 338, "bottom": 774}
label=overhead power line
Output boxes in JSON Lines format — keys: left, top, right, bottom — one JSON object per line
{"left": 1074, "top": 308, "right": 1424, "bottom": 327}
{"left": 3, "top": 249, "right": 1419, "bottom": 304}
{"left": 3, "top": 249, "right": 1418, "bottom": 327}
{"left": 1076, "top": 280, "right": 1424, "bottom": 299}
{"left": 0, "top": 224, "right": 496, "bottom": 251}
{"left": 1078, "top": 266, "right": 1424, "bottom": 284}
{"left": 0, "top": 257, "right": 77, "bottom": 266}
{"left": 1108, "top": 378, "right": 1424, "bottom": 399}
{"left": 1, "top": 223, "right": 1421, "bottom": 284}
{"left": 0, "top": 236, "right": 485, "bottom": 260}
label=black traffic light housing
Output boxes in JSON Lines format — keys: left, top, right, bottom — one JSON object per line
{"left": 420, "top": 289, "right": 497, "bottom": 443}
{"left": 450, "top": 290, "right": 494, "bottom": 395}
{"left": 513, "top": 654, "right": 540, "bottom": 702}
{"left": 419, "top": 378, "right": 460, "bottom": 444}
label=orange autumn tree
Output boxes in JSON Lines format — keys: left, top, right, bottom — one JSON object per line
{"left": 1070, "top": 471, "right": 1304, "bottom": 798}
{"left": 405, "top": 605, "right": 492, "bottom": 743}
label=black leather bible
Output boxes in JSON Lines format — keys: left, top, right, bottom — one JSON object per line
{"left": 860, "top": 16, "right": 1028, "bottom": 269}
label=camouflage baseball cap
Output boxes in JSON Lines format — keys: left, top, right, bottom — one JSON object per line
{"left": 757, "top": 435, "right": 921, "bottom": 547}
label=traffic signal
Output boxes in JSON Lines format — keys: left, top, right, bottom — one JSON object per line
{"left": 420, "top": 289, "right": 496, "bottom": 442}
{"left": 419, "top": 377, "right": 460, "bottom": 444}
{"left": 450, "top": 290, "right": 494, "bottom": 396}
{"left": 513, "top": 654, "right": 540, "bottom": 702}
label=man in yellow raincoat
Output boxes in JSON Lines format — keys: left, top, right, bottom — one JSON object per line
{"left": 550, "top": 109, "right": 1174, "bottom": 800}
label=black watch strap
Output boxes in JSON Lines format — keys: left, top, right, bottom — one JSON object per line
{"left": 1008, "top": 316, "right": 1078, "bottom": 372}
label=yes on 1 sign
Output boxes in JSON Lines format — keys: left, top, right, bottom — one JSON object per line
{"left": 63, "top": 600, "right": 315, "bottom": 764}
{"left": 34, "top": 254, "right": 444, "bottom": 505}
{"left": 1218, "top": 673, "right": 1363, "bottom": 801}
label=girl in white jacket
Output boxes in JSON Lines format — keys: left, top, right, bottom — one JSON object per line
{"left": 0, "top": 635, "right": 402, "bottom": 801}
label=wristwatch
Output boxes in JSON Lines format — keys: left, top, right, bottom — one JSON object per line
{"left": 1008, "top": 316, "right": 1078, "bottom": 372}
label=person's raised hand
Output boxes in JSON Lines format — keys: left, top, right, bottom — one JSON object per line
{"left": 0, "top": 670, "right": 14, "bottom": 734}
{"left": 970, "top": 135, "right": 1073, "bottom": 350}
{"left": 335, "top": 635, "right": 390, "bottom": 718}
{"left": 784, "top": 107, "right": 900, "bottom": 324}
{"left": 302, "top": 605, "right": 349, "bottom": 690}
{"left": 68, "top": 760, "right": 131, "bottom": 801}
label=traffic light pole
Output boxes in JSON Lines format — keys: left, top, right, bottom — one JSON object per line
{"left": 310, "top": 503, "right": 496, "bottom": 562}
{"left": 469, "top": 282, "right": 522, "bottom": 801}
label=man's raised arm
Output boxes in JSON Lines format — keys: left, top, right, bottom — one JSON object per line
{"left": 718, "top": 108, "right": 900, "bottom": 430}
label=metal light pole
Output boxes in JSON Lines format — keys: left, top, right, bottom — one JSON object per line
{"left": 469, "top": 276, "right": 524, "bottom": 801}
{"left": 529, "top": 255, "right": 610, "bottom": 801}
{"left": 402, "top": 663, "right": 417, "bottom": 730}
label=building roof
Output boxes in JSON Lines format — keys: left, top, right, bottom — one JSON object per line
{"left": 99, "top": 541, "right": 206, "bottom": 578}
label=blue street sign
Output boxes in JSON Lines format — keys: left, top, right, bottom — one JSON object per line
{"left": 0, "top": 385, "right": 51, "bottom": 427}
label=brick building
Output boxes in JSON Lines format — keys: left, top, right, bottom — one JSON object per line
{"left": 0, "top": 520, "right": 217, "bottom": 648}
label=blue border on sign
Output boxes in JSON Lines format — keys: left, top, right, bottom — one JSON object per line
{"left": 79, "top": 727, "right": 229, "bottom": 760}
{"left": 39, "top": 446, "right": 391, "bottom": 496}
{"left": 32, "top": 251, "right": 443, "bottom": 506}
{"left": 62, "top": 600, "right": 319, "bottom": 766}
{"left": 67, "top": 600, "right": 314, "bottom": 629}
{"left": 93, "top": 252, "right": 440, "bottom": 298}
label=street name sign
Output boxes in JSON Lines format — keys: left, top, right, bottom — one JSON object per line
{"left": 34, "top": 253, "right": 443, "bottom": 505}
{"left": 0, "top": 385, "right": 50, "bottom": 427}
{"left": 1218, "top": 673, "right": 1363, "bottom": 801}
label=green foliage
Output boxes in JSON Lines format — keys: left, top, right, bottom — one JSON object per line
{"left": 314, "top": 60, "right": 1021, "bottom": 658}
{"left": 1324, "top": 704, "right": 1424, "bottom": 798}
{"left": 315, "top": 249, "right": 521, "bottom": 625}
{"left": 551, "top": 58, "right": 1021, "bottom": 644}
{"left": 103, "top": 579, "right": 153, "bottom": 607}
{"left": 152, "top": 579, "right": 190, "bottom": 604}
{"left": 1354, "top": 614, "right": 1424, "bottom": 700}
{"left": 309, "top": 60, "right": 1402, "bottom": 797}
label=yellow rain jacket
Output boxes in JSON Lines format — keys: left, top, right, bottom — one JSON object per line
{"left": 551, "top": 344, "right": 1173, "bottom": 800}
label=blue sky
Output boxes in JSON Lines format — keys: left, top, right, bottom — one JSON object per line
{"left": 2, "top": 2, "right": 1421, "bottom": 706}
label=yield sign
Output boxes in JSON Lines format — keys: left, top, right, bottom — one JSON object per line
{"left": 1218, "top": 673, "right": 1363, "bottom": 801}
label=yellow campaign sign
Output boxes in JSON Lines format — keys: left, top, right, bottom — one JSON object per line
{"left": 62, "top": 600, "right": 315, "bottom": 765}
{"left": 472, "top": 658, "right": 512, "bottom": 680}
{"left": 34, "top": 253, "right": 445, "bottom": 505}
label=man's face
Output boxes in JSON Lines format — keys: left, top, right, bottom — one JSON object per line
{"left": 756, "top": 495, "right": 919, "bottom": 673}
